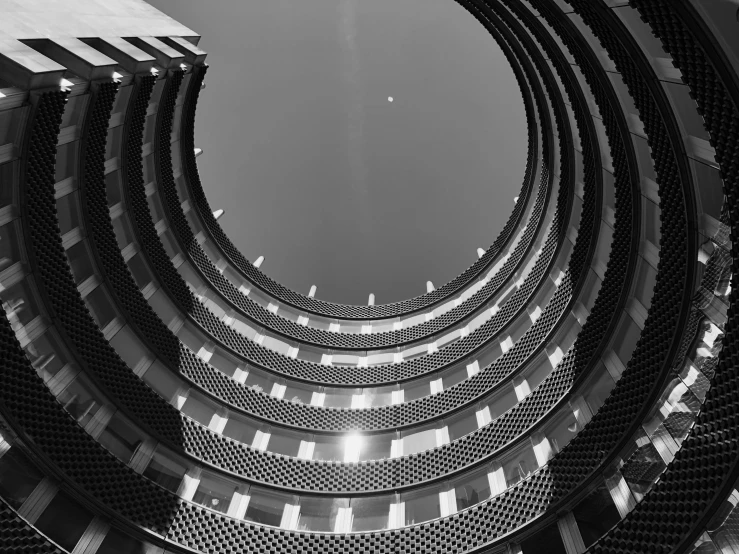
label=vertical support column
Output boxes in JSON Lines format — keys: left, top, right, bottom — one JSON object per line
{"left": 227, "top": 486, "right": 250, "bottom": 519}
{"left": 129, "top": 438, "right": 158, "bottom": 473}
{"left": 439, "top": 488, "right": 457, "bottom": 517}
{"left": 297, "top": 440, "right": 315, "bottom": 460}
{"left": 18, "top": 478, "right": 58, "bottom": 523}
{"left": 506, "top": 542, "right": 523, "bottom": 554}
{"left": 467, "top": 360, "right": 480, "bottom": 377}
{"left": 389, "top": 498, "right": 405, "bottom": 529}
{"left": 177, "top": 466, "right": 201, "bottom": 501}
{"left": 513, "top": 376, "right": 531, "bottom": 400}
{"left": 532, "top": 432, "right": 553, "bottom": 466}
{"left": 570, "top": 396, "right": 593, "bottom": 427}
{"left": 281, "top": 502, "right": 300, "bottom": 530}
{"left": 488, "top": 462, "right": 507, "bottom": 496}
{"left": 557, "top": 511, "right": 586, "bottom": 554}
{"left": 605, "top": 468, "right": 637, "bottom": 518}
{"left": 71, "top": 517, "right": 110, "bottom": 554}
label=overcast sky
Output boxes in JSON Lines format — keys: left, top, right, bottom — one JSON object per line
{"left": 148, "top": 0, "right": 526, "bottom": 305}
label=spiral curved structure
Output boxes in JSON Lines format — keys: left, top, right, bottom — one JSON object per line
{"left": 0, "top": 1, "right": 737, "bottom": 552}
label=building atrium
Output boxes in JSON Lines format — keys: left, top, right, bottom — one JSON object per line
{"left": 0, "top": 0, "right": 738, "bottom": 553}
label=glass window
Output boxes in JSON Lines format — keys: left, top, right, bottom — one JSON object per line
{"left": 268, "top": 428, "right": 302, "bottom": 457}
{"left": 296, "top": 345, "right": 323, "bottom": 364}
{"left": 111, "top": 216, "right": 135, "bottom": 248}
{"left": 0, "top": 449, "right": 43, "bottom": 509}
{"left": 403, "top": 487, "right": 441, "bottom": 525}
{"left": 56, "top": 193, "right": 80, "bottom": 237}
{"left": 619, "top": 429, "right": 666, "bottom": 502}
{"left": 109, "top": 325, "right": 148, "bottom": 370}
{"left": 261, "top": 334, "right": 290, "bottom": 356}
{"left": 97, "top": 527, "right": 155, "bottom": 554}
{"left": 180, "top": 393, "right": 216, "bottom": 426}
{"left": 584, "top": 368, "right": 616, "bottom": 415}
{"left": 34, "top": 492, "right": 93, "bottom": 552}
{"left": 105, "top": 171, "right": 122, "bottom": 207}
{"left": 192, "top": 470, "right": 237, "bottom": 514}
{"left": 159, "top": 230, "right": 178, "bottom": 260}
{"left": 447, "top": 409, "right": 478, "bottom": 442}
{"left": 0, "top": 224, "right": 20, "bottom": 271}
{"left": 1, "top": 279, "right": 39, "bottom": 329}
{"left": 402, "top": 344, "right": 428, "bottom": 361}
{"left": 25, "top": 331, "right": 66, "bottom": 384}
{"left": 402, "top": 426, "right": 438, "bottom": 455}
{"left": 351, "top": 495, "right": 393, "bottom": 532}
{"left": 65, "top": 241, "right": 95, "bottom": 284}
{"left": 297, "top": 497, "right": 348, "bottom": 532}
{"left": 244, "top": 368, "right": 271, "bottom": 394}
{"left": 97, "top": 412, "right": 143, "bottom": 463}
{"left": 57, "top": 378, "right": 102, "bottom": 428}
{"left": 453, "top": 466, "right": 491, "bottom": 510}
{"left": 572, "top": 481, "right": 622, "bottom": 548}
{"left": 243, "top": 487, "right": 293, "bottom": 527}
{"left": 0, "top": 161, "right": 16, "bottom": 208}
{"left": 487, "top": 384, "right": 518, "bottom": 419}
{"left": 323, "top": 387, "right": 354, "bottom": 409}
{"left": 127, "top": 254, "right": 151, "bottom": 290}
{"left": 222, "top": 416, "right": 260, "bottom": 446}
{"left": 442, "top": 364, "right": 468, "bottom": 389}
{"left": 527, "top": 356, "right": 553, "bottom": 392}
{"left": 340, "top": 321, "right": 362, "bottom": 334}
{"left": 332, "top": 353, "right": 358, "bottom": 366}
{"left": 365, "top": 385, "right": 395, "bottom": 407}
{"left": 476, "top": 341, "right": 502, "bottom": 368}
{"left": 208, "top": 349, "right": 238, "bottom": 377}
{"left": 403, "top": 379, "right": 430, "bottom": 402}
{"left": 366, "top": 352, "right": 394, "bottom": 366}
{"left": 86, "top": 285, "right": 117, "bottom": 329}
{"left": 521, "top": 521, "right": 567, "bottom": 554}
{"left": 501, "top": 442, "right": 538, "bottom": 488}
{"left": 312, "top": 435, "right": 344, "bottom": 462}
{"left": 141, "top": 361, "right": 180, "bottom": 403}
{"left": 547, "top": 410, "right": 579, "bottom": 454}
{"left": 360, "top": 433, "right": 393, "bottom": 461}
{"left": 142, "top": 448, "right": 187, "bottom": 493}
{"left": 283, "top": 380, "right": 314, "bottom": 405}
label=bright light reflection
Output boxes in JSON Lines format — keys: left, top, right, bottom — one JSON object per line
{"left": 388, "top": 96, "right": 394, "bottom": 102}
{"left": 344, "top": 434, "right": 363, "bottom": 462}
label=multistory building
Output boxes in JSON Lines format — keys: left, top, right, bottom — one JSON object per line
{"left": 0, "top": 1, "right": 737, "bottom": 552}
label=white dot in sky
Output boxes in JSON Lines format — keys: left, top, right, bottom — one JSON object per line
{"left": 388, "top": 96, "right": 394, "bottom": 102}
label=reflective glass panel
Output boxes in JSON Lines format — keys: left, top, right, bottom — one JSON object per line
{"left": 192, "top": 471, "right": 237, "bottom": 514}
{"left": 268, "top": 428, "right": 302, "bottom": 457}
{"left": 351, "top": 495, "right": 393, "bottom": 532}
{"left": 453, "top": 466, "right": 492, "bottom": 510}
{"left": 57, "top": 378, "right": 102, "bottom": 428}
{"left": 97, "top": 412, "right": 143, "bottom": 464}
{"left": 34, "top": 492, "right": 93, "bottom": 552}
{"left": 97, "top": 527, "right": 155, "bottom": 554}
{"left": 0, "top": 449, "right": 43, "bottom": 509}
{"left": 403, "top": 487, "right": 441, "bottom": 525}
{"left": 312, "top": 435, "right": 343, "bottom": 462}
{"left": 402, "top": 426, "right": 438, "bottom": 455}
{"left": 244, "top": 487, "right": 293, "bottom": 527}
{"left": 572, "top": 481, "right": 622, "bottom": 548}
{"left": 297, "top": 497, "right": 348, "bottom": 532}
{"left": 142, "top": 448, "right": 187, "bottom": 493}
